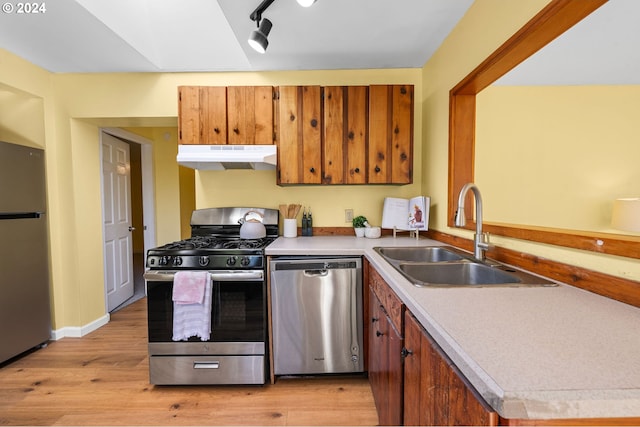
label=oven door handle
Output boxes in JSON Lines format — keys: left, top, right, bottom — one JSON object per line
{"left": 143, "top": 272, "right": 176, "bottom": 282}
{"left": 143, "top": 271, "right": 264, "bottom": 282}
{"left": 210, "top": 271, "right": 264, "bottom": 281}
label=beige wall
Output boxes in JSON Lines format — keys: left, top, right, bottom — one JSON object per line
{"left": 421, "top": 0, "right": 639, "bottom": 282}
{"left": 476, "top": 85, "right": 640, "bottom": 232}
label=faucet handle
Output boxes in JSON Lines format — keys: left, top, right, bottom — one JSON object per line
{"left": 477, "top": 232, "right": 492, "bottom": 250}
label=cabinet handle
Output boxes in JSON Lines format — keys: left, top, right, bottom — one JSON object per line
{"left": 310, "top": 167, "right": 315, "bottom": 173}
{"left": 376, "top": 331, "right": 384, "bottom": 337}
{"left": 310, "top": 118, "right": 318, "bottom": 128}
{"left": 401, "top": 348, "right": 413, "bottom": 358}
{"left": 348, "top": 131, "right": 354, "bottom": 140}
{"left": 354, "top": 167, "right": 360, "bottom": 173}
{"left": 233, "top": 128, "right": 239, "bottom": 134}
{"left": 214, "top": 127, "right": 220, "bottom": 134}
{"left": 371, "top": 317, "right": 379, "bottom": 323}
{"left": 374, "top": 166, "right": 381, "bottom": 173}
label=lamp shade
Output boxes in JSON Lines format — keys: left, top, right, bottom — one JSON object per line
{"left": 248, "top": 18, "right": 272, "bottom": 54}
{"left": 611, "top": 197, "right": 640, "bottom": 232}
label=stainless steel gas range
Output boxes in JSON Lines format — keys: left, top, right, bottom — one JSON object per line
{"left": 143, "top": 207, "right": 278, "bottom": 385}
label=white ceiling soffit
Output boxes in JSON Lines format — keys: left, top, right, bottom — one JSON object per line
{"left": 0, "top": 0, "right": 473, "bottom": 73}
{"left": 496, "top": 0, "right": 640, "bottom": 86}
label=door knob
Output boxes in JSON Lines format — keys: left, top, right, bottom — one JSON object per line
{"left": 128, "top": 226, "right": 136, "bottom": 232}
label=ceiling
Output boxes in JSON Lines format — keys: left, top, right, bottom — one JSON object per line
{"left": 496, "top": 0, "right": 640, "bottom": 86}
{"left": 1, "top": 0, "right": 635, "bottom": 84}
{"left": 0, "top": 0, "right": 474, "bottom": 73}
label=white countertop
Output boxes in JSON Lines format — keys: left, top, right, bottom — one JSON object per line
{"left": 266, "top": 235, "right": 640, "bottom": 420}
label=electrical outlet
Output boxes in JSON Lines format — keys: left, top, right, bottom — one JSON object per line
{"left": 345, "top": 209, "right": 354, "bottom": 223}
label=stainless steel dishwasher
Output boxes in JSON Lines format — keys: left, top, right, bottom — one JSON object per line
{"left": 270, "top": 257, "right": 363, "bottom": 375}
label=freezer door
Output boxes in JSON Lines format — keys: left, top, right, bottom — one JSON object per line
{"left": 270, "top": 258, "right": 363, "bottom": 375}
{"left": 0, "top": 215, "right": 51, "bottom": 363}
{"left": 0, "top": 141, "right": 46, "bottom": 213}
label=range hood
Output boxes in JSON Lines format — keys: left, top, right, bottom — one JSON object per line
{"left": 177, "top": 145, "right": 277, "bottom": 170}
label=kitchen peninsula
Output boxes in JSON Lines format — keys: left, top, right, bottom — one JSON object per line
{"left": 266, "top": 235, "right": 640, "bottom": 423}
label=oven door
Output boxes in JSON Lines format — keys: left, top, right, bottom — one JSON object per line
{"left": 144, "top": 270, "right": 266, "bottom": 356}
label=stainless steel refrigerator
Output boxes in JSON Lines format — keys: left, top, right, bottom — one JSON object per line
{"left": 0, "top": 141, "right": 51, "bottom": 364}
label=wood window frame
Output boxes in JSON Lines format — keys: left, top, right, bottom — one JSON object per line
{"left": 448, "top": 0, "right": 640, "bottom": 261}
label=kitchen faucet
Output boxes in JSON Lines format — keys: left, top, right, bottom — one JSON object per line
{"left": 454, "top": 183, "right": 490, "bottom": 261}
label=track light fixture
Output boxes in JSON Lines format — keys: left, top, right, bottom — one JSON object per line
{"left": 248, "top": 0, "right": 276, "bottom": 54}
{"left": 248, "top": 18, "right": 272, "bottom": 54}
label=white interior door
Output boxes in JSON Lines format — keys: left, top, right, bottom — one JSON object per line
{"left": 102, "top": 133, "right": 134, "bottom": 311}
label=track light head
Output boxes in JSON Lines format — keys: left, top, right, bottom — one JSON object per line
{"left": 296, "top": 0, "right": 317, "bottom": 6}
{"left": 248, "top": 18, "right": 272, "bottom": 54}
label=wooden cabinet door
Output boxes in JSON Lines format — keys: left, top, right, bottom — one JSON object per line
{"left": 369, "top": 288, "right": 403, "bottom": 426}
{"left": 178, "top": 86, "right": 200, "bottom": 145}
{"left": 179, "top": 86, "right": 226, "bottom": 145}
{"left": 390, "top": 84, "right": 413, "bottom": 183}
{"left": 322, "top": 86, "right": 368, "bottom": 184}
{"left": 200, "top": 86, "right": 227, "bottom": 145}
{"left": 403, "top": 310, "right": 423, "bottom": 426}
{"left": 386, "top": 316, "right": 404, "bottom": 426}
{"left": 276, "top": 86, "right": 322, "bottom": 184}
{"left": 368, "top": 290, "right": 386, "bottom": 420}
{"left": 404, "top": 311, "right": 498, "bottom": 426}
{"left": 368, "top": 85, "right": 413, "bottom": 184}
{"left": 227, "top": 86, "right": 274, "bottom": 145}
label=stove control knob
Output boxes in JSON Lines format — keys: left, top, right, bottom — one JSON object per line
{"left": 159, "top": 256, "right": 171, "bottom": 266}
{"left": 240, "top": 256, "right": 251, "bottom": 267}
{"left": 199, "top": 256, "right": 210, "bottom": 267}
{"left": 226, "top": 256, "right": 237, "bottom": 266}
{"left": 173, "top": 256, "right": 183, "bottom": 266}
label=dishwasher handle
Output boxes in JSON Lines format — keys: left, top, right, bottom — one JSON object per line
{"left": 271, "top": 258, "right": 361, "bottom": 271}
{"left": 304, "top": 269, "right": 329, "bottom": 277}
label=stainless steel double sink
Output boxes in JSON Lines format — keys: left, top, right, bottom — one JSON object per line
{"left": 374, "top": 246, "right": 557, "bottom": 288}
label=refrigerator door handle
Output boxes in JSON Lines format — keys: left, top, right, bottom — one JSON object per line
{"left": 0, "top": 212, "right": 44, "bottom": 220}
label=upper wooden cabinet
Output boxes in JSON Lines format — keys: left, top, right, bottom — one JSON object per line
{"left": 323, "top": 86, "right": 368, "bottom": 184}
{"left": 178, "top": 84, "right": 413, "bottom": 185}
{"left": 275, "top": 86, "right": 322, "bottom": 185}
{"left": 276, "top": 84, "right": 413, "bottom": 185}
{"left": 178, "top": 86, "right": 274, "bottom": 145}
{"left": 368, "top": 85, "right": 414, "bottom": 184}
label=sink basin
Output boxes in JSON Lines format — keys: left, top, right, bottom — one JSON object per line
{"left": 399, "top": 262, "right": 520, "bottom": 286}
{"left": 397, "top": 262, "right": 557, "bottom": 288}
{"left": 374, "top": 246, "right": 467, "bottom": 263}
{"left": 374, "top": 245, "right": 557, "bottom": 288}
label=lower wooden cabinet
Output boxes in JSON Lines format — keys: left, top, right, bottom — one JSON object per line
{"left": 367, "top": 264, "right": 640, "bottom": 426}
{"left": 403, "top": 311, "right": 498, "bottom": 426}
{"left": 369, "top": 288, "right": 404, "bottom": 426}
{"left": 367, "top": 263, "right": 496, "bottom": 426}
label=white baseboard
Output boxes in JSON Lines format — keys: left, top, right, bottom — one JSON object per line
{"left": 50, "top": 313, "right": 110, "bottom": 340}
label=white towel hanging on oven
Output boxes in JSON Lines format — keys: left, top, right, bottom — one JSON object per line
{"left": 172, "top": 272, "right": 212, "bottom": 341}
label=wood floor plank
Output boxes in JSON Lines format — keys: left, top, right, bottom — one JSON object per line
{"left": 0, "top": 298, "right": 378, "bottom": 426}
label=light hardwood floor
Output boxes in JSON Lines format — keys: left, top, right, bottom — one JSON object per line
{"left": 0, "top": 298, "right": 379, "bottom": 426}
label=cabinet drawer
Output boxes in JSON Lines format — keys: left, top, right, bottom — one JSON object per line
{"left": 369, "top": 267, "right": 404, "bottom": 333}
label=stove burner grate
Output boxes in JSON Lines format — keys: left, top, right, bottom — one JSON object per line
{"left": 154, "top": 236, "right": 274, "bottom": 251}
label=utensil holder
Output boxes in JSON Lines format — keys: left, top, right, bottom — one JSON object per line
{"left": 283, "top": 219, "right": 297, "bottom": 238}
